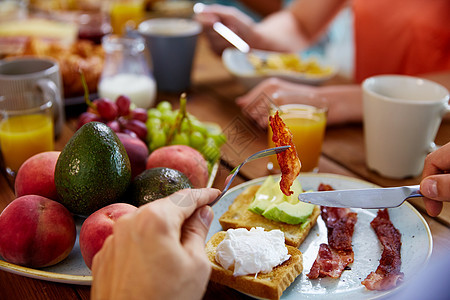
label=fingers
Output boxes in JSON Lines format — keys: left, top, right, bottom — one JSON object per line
{"left": 422, "top": 143, "right": 450, "bottom": 178}
{"left": 421, "top": 174, "right": 450, "bottom": 202}
{"left": 423, "top": 198, "right": 443, "bottom": 217}
{"left": 149, "top": 188, "right": 220, "bottom": 230}
{"left": 181, "top": 205, "right": 214, "bottom": 251}
{"left": 91, "top": 235, "right": 115, "bottom": 300}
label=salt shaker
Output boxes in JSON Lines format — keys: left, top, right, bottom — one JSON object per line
{"left": 98, "top": 34, "right": 156, "bottom": 109}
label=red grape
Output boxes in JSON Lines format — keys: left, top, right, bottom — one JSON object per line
{"left": 77, "top": 112, "right": 102, "bottom": 129}
{"left": 95, "top": 98, "right": 118, "bottom": 121}
{"left": 123, "top": 119, "right": 147, "bottom": 141}
{"left": 120, "top": 129, "right": 138, "bottom": 139}
{"left": 106, "top": 120, "right": 120, "bottom": 132}
{"left": 131, "top": 108, "right": 148, "bottom": 123}
{"left": 116, "top": 95, "right": 131, "bottom": 116}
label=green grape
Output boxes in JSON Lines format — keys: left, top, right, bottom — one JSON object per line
{"left": 190, "top": 119, "right": 208, "bottom": 135}
{"left": 149, "top": 131, "right": 167, "bottom": 151}
{"left": 157, "top": 101, "right": 172, "bottom": 112}
{"left": 147, "top": 108, "right": 162, "bottom": 119}
{"left": 202, "top": 137, "right": 220, "bottom": 163}
{"left": 146, "top": 118, "right": 161, "bottom": 131}
{"left": 171, "top": 132, "right": 190, "bottom": 145}
{"left": 161, "top": 110, "right": 177, "bottom": 124}
{"left": 190, "top": 131, "right": 205, "bottom": 149}
{"left": 180, "top": 118, "right": 190, "bottom": 132}
{"left": 209, "top": 132, "right": 227, "bottom": 147}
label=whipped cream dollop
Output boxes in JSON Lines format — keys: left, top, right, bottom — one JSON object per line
{"left": 215, "top": 227, "right": 290, "bottom": 276}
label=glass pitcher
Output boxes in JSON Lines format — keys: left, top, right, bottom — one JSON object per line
{"left": 98, "top": 34, "right": 156, "bottom": 109}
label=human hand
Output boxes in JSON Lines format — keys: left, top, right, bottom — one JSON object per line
{"left": 195, "top": 4, "right": 256, "bottom": 55}
{"left": 420, "top": 142, "right": 450, "bottom": 216}
{"left": 91, "top": 188, "right": 220, "bottom": 300}
{"left": 235, "top": 78, "right": 319, "bottom": 128}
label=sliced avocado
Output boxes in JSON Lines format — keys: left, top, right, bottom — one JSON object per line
{"left": 262, "top": 201, "right": 315, "bottom": 225}
{"left": 283, "top": 178, "right": 303, "bottom": 204}
{"left": 248, "top": 176, "right": 284, "bottom": 214}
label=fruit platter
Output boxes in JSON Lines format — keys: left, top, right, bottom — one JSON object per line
{"left": 0, "top": 91, "right": 226, "bottom": 284}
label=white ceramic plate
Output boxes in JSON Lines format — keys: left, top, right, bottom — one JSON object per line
{"left": 0, "top": 161, "right": 219, "bottom": 285}
{"left": 207, "top": 173, "right": 433, "bottom": 300}
{"left": 222, "top": 48, "right": 337, "bottom": 90}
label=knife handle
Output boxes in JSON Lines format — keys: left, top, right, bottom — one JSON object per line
{"left": 405, "top": 185, "right": 422, "bottom": 199}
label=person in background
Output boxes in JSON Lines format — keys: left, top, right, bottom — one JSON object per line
{"left": 89, "top": 143, "right": 450, "bottom": 299}
{"left": 196, "top": 0, "right": 450, "bottom": 126}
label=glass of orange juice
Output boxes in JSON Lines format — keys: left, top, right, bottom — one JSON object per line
{"left": 0, "top": 93, "right": 55, "bottom": 179}
{"left": 268, "top": 100, "right": 327, "bottom": 173}
{"left": 110, "top": 0, "right": 145, "bottom": 35}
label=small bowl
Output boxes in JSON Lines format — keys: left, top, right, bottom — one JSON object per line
{"left": 222, "top": 48, "right": 337, "bottom": 89}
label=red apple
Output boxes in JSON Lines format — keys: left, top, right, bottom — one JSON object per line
{"left": 79, "top": 203, "right": 137, "bottom": 269}
{"left": 0, "top": 195, "right": 76, "bottom": 268}
{"left": 146, "top": 145, "right": 209, "bottom": 188}
{"left": 116, "top": 133, "right": 149, "bottom": 179}
{"left": 14, "top": 151, "right": 60, "bottom": 200}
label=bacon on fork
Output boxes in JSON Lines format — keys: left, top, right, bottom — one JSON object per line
{"left": 307, "top": 184, "right": 358, "bottom": 279}
{"left": 362, "top": 209, "right": 404, "bottom": 291}
{"left": 269, "top": 111, "right": 301, "bottom": 196}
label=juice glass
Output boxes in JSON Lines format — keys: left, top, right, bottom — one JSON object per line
{"left": 110, "top": 0, "right": 145, "bottom": 35}
{"left": 0, "top": 94, "right": 54, "bottom": 179}
{"left": 268, "top": 103, "right": 327, "bottom": 172}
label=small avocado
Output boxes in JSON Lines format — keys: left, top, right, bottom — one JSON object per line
{"left": 124, "top": 167, "right": 193, "bottom": 207}
{"left": 262, "top": 201, "right": 315, "bottom": 225}
{"left": 55, "top": 122, "right": 131, "bottom": 216}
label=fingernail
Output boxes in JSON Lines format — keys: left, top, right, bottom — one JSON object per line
{"left": 423, "top": 179, "right": 438, "bottom": 198}
{"left": 199, "top": 206, "right": 213, "bottom": 228}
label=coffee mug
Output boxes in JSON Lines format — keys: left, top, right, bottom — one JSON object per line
{"left": 138, "top": 18, "right": 201, "bottom": 93}
{"left": 0, "top": 57, "right": 65, "bottom": 137}
{"left": 362, "top": 75, "right": 450, "bottom": 179}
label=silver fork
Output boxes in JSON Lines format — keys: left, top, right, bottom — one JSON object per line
{"left": 209, "top": 145, "right": 290, "bottom": 206}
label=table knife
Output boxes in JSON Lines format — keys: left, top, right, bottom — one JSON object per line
{"left": 298, "top": 185, "right": 422, "bottom": 209}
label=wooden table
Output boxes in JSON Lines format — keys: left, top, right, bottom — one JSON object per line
{"left": 1, "top": 36, "right": 449, "bottom": 300}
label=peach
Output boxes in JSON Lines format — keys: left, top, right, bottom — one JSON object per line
{"left": 146, "top": 145, "right": 209, "bottom": 188}
{"left": 79, "top": 203, "right": 137, "bottom": 269}
{"left": 116, "top": 133, "right": 149, "bottom": 179}
{"left": 0, "top": 195, "right": 76, "bottom": 268}
{"left": 14, "top": 151, "right": 60, "bottom": 200}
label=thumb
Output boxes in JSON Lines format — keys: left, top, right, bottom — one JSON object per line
{"left": 181, "top": 206, "right": 214, "bottom": 250}
{"left": 421, "top": 174, "right": 450, "bottom": 201}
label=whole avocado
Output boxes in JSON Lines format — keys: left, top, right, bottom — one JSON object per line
{"left": 125, "top": 167, "right": 192, "bottom": 207}
{"left": 55, "top": 122, "right": 132, "bottom": 216}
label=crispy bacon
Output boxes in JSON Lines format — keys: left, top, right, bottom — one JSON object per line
{"left": 362, "top": 209, "right": 404, "bottom": 291}
{"left": 269, "top": 111, "right": 301, "bottom": 196}
{"left": 307, "top": 206, "right": 357, "bottom": 279}
{"left": 307, "top": 183, "right": 357, "bottom": 279}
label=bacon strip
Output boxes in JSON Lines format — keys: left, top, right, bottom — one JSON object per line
{"left": 269, "top": 111, "right": 301, "bottom": 196}
{"left": 362, "top": 209, "right": 404, "bottom": 291}
{"left": 307, "top": 184, "right": 357, "bottom": 279}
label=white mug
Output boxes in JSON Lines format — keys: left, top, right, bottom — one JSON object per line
{"left": 362, "top": 75, "right": 450, "bottom": 179}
